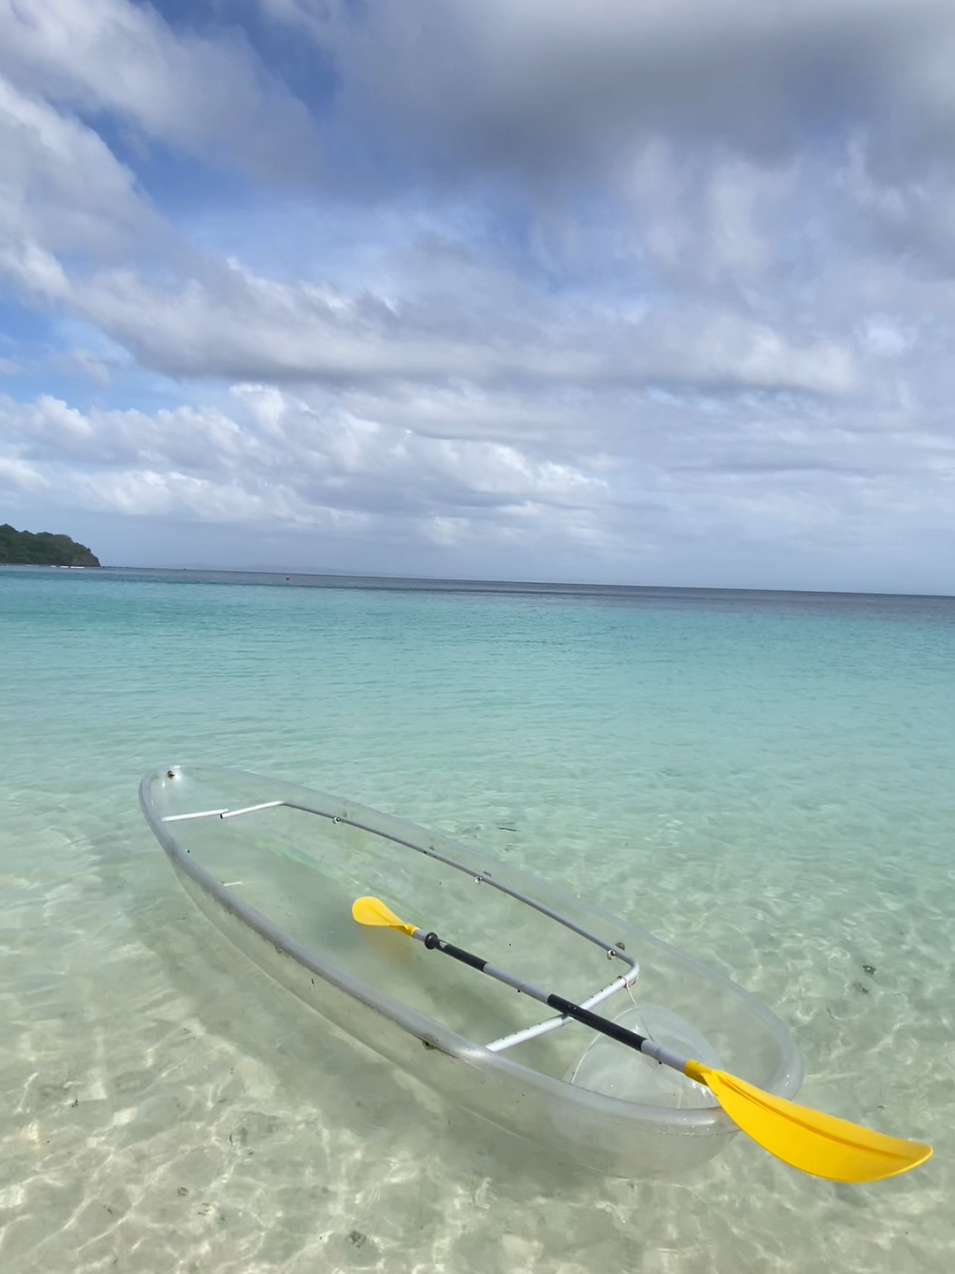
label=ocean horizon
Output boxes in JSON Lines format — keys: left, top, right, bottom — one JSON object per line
{"left": 37, "top": 561, "right": 955, "bottom": 602}
{"left": 1, "top": 565, "right": 952, "bottom": 1272}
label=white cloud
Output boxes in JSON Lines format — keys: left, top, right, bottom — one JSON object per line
{"left": 0, "top": 238, "right": 70, "bottom": 299}
{"left": 282, "top": 0, "right": 955, "bottom": 182}
{"left": 0, "top": 389, "right": 609, "bottom": 530}
{"left": 0, "top": 452, "right": 45, "bottom": 489}
{"left": 41, "top": 249, "right": 855, "bottom": 399}
{"left": 0, "top": 72, "right": 164, "bottom": 311}
{"left": 0, "top": 0, "right": 321, "bottom": 183}
{"left": 2, "top": 373, "right": 953, "bottom": 585}
{"left": 842, "top": 135, "right": 955, "bottom": 271}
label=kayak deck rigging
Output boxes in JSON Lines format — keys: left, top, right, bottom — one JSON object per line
{"left": 142, "top": 765, "right": 807, "bottom": 1177}
{"left": 163, "top": 797, "right": 641, "bottom": 1053}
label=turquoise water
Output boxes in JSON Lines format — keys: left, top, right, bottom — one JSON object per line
{"left": 1, "top": 567, "right": 953, "bottom": 1272}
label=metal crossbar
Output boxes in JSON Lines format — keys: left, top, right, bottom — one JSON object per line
{"left": 485, "top": 962, "right": 640, "bottom": 1052}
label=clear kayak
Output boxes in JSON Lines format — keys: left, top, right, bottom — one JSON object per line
{"left": 140, "top": 765, "right": 803, "bottom": 1178}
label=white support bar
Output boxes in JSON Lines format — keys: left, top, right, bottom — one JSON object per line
{"left": 163, "top": 800, "right": 287, "bottom": 823}
{"left": 162, "top": 808, "right": 229, "bottom": 822}
{"left": 220, "top": 801, "right": 286, "bottom": 819}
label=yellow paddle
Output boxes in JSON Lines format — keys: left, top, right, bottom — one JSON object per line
{"left": 352, "top": 896, "right": 932, "bottom": 1183}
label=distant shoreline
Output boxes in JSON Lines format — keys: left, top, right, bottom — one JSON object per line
{"left": 0, "top": 523, "right": 100, "bottom": 568}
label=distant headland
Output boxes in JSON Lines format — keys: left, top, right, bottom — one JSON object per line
{"left": 0, "top": 522, "right": 100, "bottom": 567}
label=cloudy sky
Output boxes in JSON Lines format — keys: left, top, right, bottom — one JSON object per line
{"left": 1, "top": 0, "right": 954, "bottom": 590}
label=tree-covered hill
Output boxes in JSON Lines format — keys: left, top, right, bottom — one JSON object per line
{"left": 0, "top": 523, "right": 101, "bottom": 567}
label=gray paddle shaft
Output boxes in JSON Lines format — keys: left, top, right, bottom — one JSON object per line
{"left": 414, "top": 929, "right": 690, "bottom": 1075}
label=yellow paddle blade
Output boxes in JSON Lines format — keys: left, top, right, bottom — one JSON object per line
{"left": 352, "top": 895, "right": 418, "bottom": 937}
{"left": 685, "top": 1062, "right": 932, "bottom": 1183}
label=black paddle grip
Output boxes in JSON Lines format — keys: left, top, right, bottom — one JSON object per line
{"left": 424, "top": 933, "right": 488, "bottom": 972}
{"left": 547, "top": 994, "right": 648, "bottom": 1053}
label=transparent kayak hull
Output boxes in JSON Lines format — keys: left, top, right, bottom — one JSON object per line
{"left": 140, "top": 765, "right": 803, "bottom": 1178}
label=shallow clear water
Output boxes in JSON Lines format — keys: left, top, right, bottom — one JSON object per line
{"left": 1, "top": 567, "right": 953, "bottom": 1272}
